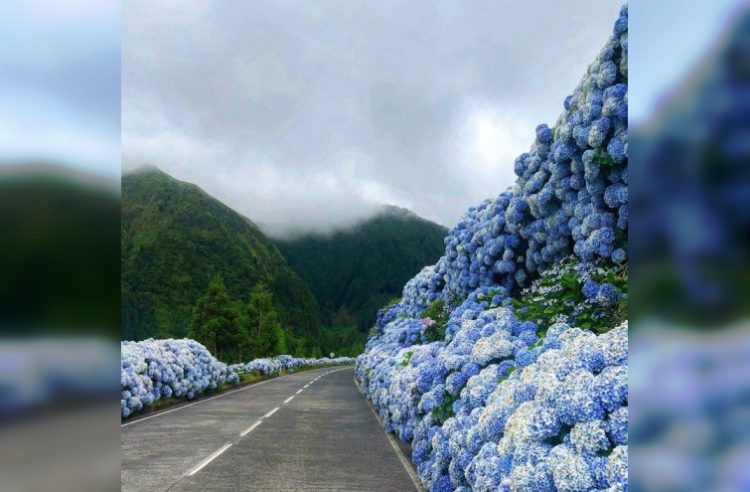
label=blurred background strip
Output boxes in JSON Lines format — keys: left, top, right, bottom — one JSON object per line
{"left": 630, "top": 0, "right": 750, "bottom": 491}
{"left": 0, "top": 1, "right": 120, "bottom": 491}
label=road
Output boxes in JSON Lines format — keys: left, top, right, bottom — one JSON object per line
{"left": 121, "top": 366, "right": 422, "bottom": 491}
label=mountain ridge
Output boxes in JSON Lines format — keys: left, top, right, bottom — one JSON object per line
{"left": 121, "top": 166, "right": 323, "bottom": 349}
{"left": 275, "top": 207, "right": 448, "bottom": 331}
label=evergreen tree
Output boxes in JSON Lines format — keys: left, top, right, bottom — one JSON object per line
{"left": 293, "top": 337, "right": 308, "bottom": 358}
{"left": 188, "top": 275, "right": 237, "bottom": 360}
{"left": 244, "top": 282, "right": 289, "bottom": 358}
{"left": 261, "top": 310, "right": 287, "bottom": 356}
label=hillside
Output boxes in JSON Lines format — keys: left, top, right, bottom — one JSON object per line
{"left": 274, "top": 205, "right": 447, "bottom": 332}
{"left": 121, "top": 166, "right": 322, "bottom": 348}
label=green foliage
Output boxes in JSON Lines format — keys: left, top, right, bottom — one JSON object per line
{"left": 188, "top": 274, "right": 237, "bottom": 360}
{"left": 319, "top": 323, "right": 367, "bottom": 357}
{"left": 384, "top": 297, "right": 402, "bottom": 309}
{"left": 121, "top": 167, "right": 322, "bottom": 349}
{"left": 432, "top": 393, "right": 457, "bottom": 425}
{"left": 422, "top": 300, "right": 449, "bottom": 341}
{"left": 498, "top": 366, "right": 516, "bottom": 383}
{"left": 400, "top": 350, "right": 414, "bottom": 366}
{"left": 545, "top": 424, "right": 573, "bottom": 447}
{"left": 596, "top": 148, "right": 616, "bottom": 169}
{"left": 275, "top": 205, "right": 447, "bottom": 332}
{"left": 513, "top": 259, "right": 627, "bottom": 335}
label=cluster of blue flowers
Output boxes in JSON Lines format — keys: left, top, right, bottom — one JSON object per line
{"left": 121, "top": 338, "right": 230, "bottom": 418}
{"left": 358, "top": 302, "right": 627, "bottom": 491}
{"left": 121, "top": 338, "right": 353, "bottom": 419}
{"left": 419, "top": 322, "right": 627, "bottom": 491}
{"left": 424, "top": 6, "right": 627, "bottom": 304}
{"left": 227, "top": 354, "right": 355, "bottom": 376}
{"left": 356, "top": 4, "right": 628, "bottom": 491}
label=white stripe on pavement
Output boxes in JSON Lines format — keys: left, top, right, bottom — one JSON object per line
{"left": 239, "top": 420, "right": 262, "bottom": 437}
{"left": 187, "top": 442, "right": 233, "bottom": 476}
{"left": 121, "top": 366, "right": 343, "bottom": 428}
{"left": 263, "top": 407, "right": 279, "bottom": 419}
{"left": 283, "top": 395, "right": 294, "bottom": 404}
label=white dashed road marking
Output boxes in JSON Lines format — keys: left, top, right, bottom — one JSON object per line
{"left": 263, "top": 407, "right": 279, "bottom": 419}
{"left": 240, "top": 420, "right": 262, "bottom": 437}
{"left": 187, "top": 442, "right": 233, "bottom": 476}
{"left": 184, "top": 368, "right": 357, "bottom": 480}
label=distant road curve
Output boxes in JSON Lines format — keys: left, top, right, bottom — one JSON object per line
{"left": 121, "top": 366, "right": 422, "bottom": 491}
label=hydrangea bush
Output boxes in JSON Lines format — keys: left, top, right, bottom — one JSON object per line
{"left": 121, "top": 338, "right": 353, "bottom": 419}
{"left": 356, "top": 4, "right": 628, "bottom": 491}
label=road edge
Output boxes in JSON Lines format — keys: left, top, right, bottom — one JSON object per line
{"left": 121, "top": 365, "right": 352, "bottom": 428}
{"left": 353, "top": 375, "right": 426, "bottom": 492}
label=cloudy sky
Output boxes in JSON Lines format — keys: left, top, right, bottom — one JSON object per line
{"left": 123, "top": 0, "right": 622, "bottom": 236}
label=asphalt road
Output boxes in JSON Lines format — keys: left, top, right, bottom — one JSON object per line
{"left": 121, "top": 366, "right": 422, "bottom": 491}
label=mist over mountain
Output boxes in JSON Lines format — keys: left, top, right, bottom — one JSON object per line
{"left": 275, "top": 206, "right": 448, "bottom": 331}
{"left": 121, "top": 165, "right": 447, "bottom": 356}
{"left": 121, "top": 166, "right": 322, "bottom": 345}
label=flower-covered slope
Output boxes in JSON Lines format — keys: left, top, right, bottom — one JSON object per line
{"left": 356, "top": 4, "right": 628, "bottom": 491}
{"left": 121, "top": 338, "right": 353, "bottom": 419}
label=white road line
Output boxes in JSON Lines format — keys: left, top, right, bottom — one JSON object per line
{"left": 356, "top": 376, "right": 424, "bottom": 492}
{"left": 239, "top": 420, "right": 262, "bottom": 437}
{"left": 304, "top": 384, "right": 310, "bottom": 388}
{"left": 121, "top": 377, "right": 280, "bottom": 428}
{"left": 187, "top": 442, "right": 232, "bottom": 476}
{"left": 283, "top": 395, "right": 294, "bottom": 404}
{"left": 296, "top": 389, "right": 303, "bottom": 394}
{"left": 121, "top": 367, "right": 343, "bottom": 428}
{"left": 263, "top": 407, "right": 279, "bottom": 419}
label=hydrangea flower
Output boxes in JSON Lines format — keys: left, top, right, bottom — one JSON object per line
{"left": 355, "top": 4, "right": 628, "bottom": 490}
{"left": 121, "top": 338, "right": 354, "bottom": 419}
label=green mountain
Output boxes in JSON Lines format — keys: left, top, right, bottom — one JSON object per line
{"left": 121, "top": 166, "right": 322, "bottom": 347}
{"left": 274, "top": 206, "right": 448, "bottom": 332}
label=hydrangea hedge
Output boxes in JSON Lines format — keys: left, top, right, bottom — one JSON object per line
{"left": 121, "top": 338, "right": 353, "bottom": 419}
{"left": 356, "top": 5, "right": 628, "bottom": 491}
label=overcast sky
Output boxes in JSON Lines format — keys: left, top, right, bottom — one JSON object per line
{"left": 123, "top": 0, "right": 622, "bottom": 236}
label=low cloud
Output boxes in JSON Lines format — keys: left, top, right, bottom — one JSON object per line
{"left": 123, "top": 0, "right": 622, "bottom": 235}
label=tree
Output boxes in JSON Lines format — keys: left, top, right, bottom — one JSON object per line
{"left": 261, "top": 310, "right": 287, "bottom": 355}
{"left": 243, "top": 282, "right": 291, "bottom": 358}
{"left": 188, "top": 275, "right": 237, "bottom": 360}
{"left": 292, "top": 337, "right": 308, "bottom": 358}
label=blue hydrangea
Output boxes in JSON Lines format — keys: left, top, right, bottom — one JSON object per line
{"left": 611, "top": 247, "right": 627, "bottom": 264}
{"left": 121, "top": 339, "right": 353, "bottom": 419}
{"left": 582, "top": 279, "right": 600, "bottom": 299}
{"left": 596, "top": 282, "right": 620, "bottom": 306}
{"left": 355, "top": 4, "right": 628, "bottom": 490}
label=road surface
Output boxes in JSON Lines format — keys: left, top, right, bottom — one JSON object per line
{"left": 121, "top": 366, "right": 422, "bottom": 491}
